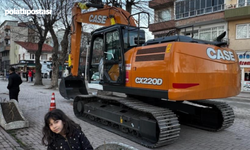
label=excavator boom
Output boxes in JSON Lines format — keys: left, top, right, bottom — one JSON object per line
{"left": 70, "top": 2, "right": 137, "bottom": 76}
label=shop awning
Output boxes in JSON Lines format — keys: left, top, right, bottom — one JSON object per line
{"left": 17, "top": 64, "right": 25, "bottom": 67}
{"left": 27, "top": 64, "right": 36, "bottom": 67}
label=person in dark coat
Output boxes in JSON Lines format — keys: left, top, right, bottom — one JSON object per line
{"left": 7, "top": 67, "right": 22, "bottom": 101}
{"left": 42, "top": 109, "right": 93, "bottom": 150}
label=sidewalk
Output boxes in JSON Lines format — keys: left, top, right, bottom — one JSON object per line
{"left": 0, "top": 79, "right": 146, "bottom": 150}
{"left": 0, "top": 127, "right": 23, "bottom": 150}
{"left": 0, "top": 78, "right": 249, "bottom": 150}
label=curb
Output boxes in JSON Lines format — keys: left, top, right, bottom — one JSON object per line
{"left": 240, "top": 91, "right": 250, "bottom": 94}
{"left": 214, "top": 97, "right": 250, "bottom": 104}
{"left": 0, "top": 127, "right": 24, "bottom": 150}
{"left": 226, "top": 98, "right": 250, "bottom": 103}
{"left": 95, "top": 142, "right": 138, "bottom": 150}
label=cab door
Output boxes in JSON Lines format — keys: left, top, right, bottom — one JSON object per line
{"left": 103, "top": 29, "right": 125, "bottom": 85}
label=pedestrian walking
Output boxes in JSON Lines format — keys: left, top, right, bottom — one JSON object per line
{"left": 42, "top": 109, "right": 93, "bottom": 150}
{"left": 7, "top": 67, "right": 22, "bottom": 101}
{"left": 28, "top": 70, "right": 32, "bottom": 82}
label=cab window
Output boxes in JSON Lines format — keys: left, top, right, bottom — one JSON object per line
{"left": 105, "top": 30, "right": 121, "bottom": 61}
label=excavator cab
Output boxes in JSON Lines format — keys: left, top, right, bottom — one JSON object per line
{"left": 88, "top": 26, "right": 125, "bottom": 86}
{"left": 88, "top": 25, "right": 145, "bottom": 85}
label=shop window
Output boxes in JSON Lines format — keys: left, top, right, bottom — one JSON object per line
{"left": 245, "top": 72, "right": 250, "bottom": 81}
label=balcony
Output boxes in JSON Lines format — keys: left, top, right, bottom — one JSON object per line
{"left": 176, "top": 4, "right": 225, "bottom": 20}
{"left": 176, "top": 12, "right": 224, "bottom": 27}
{"left": 149, "top": 0, "right": 174, "bottom": 9}
{"left": 149, "top": 20, "right": 176, "bottom": 32}
{"left": 225, "top": 5, "right": 250, "bottom": 20}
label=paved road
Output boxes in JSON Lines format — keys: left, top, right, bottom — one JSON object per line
{"left": 0, "top": 78, "right": 250, "bottom": 150}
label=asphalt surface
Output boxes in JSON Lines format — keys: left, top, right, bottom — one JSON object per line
{"left": 0, "top": 77, "right": 250, "bottom": 150}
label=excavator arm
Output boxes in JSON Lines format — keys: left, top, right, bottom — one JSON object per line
{"left": 70, "top": 2, "right": 137, "bottom": 76}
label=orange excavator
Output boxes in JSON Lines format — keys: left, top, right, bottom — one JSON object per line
{"left": 59, "top": 2, "right": 241, "bottom": 148}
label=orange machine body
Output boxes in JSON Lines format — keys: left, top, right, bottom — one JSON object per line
{"left": 124, "top": 42, "right": 241, "bottom": 100}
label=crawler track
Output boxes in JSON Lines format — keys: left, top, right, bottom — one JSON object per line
{"left": 192, "top": 100, "right": 235, "bottom": 131}
{"left": 73, "top": 95, "right": 180, "bottom": 148}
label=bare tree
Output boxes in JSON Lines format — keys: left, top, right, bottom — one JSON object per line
{"left": 50, "top": 0, "right": 96, "bottom": 88}
{"left": 48, "top": 0, "right": 76, "bottom": 89}
{"left": 0, "top": 0, "right": 63, "bottom": 85}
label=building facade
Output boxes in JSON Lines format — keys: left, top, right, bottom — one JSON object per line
{"left": 225, "top": 0, "right": 250, "bottom": 91}
{"left": 149, "top": 0, "right": 250, "bottom": 91}
{"left": 0, "top": 20, "right": 52, "bottom": 75}
{"left": 0, "top": 20, "right": 41, "bottom": 74}
{"left": 13, "top": 41, "right": 53, "bottom": 73}
{"left": 149, "top": 0, "right": 227, "bottom": 40}
{"left": 0, "top": 20, "right": 18, "bottom": 73}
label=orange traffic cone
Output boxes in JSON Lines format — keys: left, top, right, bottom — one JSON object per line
{"left": 49, "top": 93, "right": 56, "bottom": 111}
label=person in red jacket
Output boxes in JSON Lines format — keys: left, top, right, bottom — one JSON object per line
{"left": 28, "top": 70, "right": 32, "bottom": 82}
{"left": 31, "top": 70, "right": 34, "bottom": 82}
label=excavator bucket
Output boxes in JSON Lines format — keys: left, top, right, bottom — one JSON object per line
{"left": 59, "top": 75, "right": 88, "bottom": 100}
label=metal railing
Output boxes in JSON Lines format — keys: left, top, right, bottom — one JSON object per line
{"left": 238, "top": 1, "right": 250, "bottom": 7}
{"left": 175, "top": 4, "right": 225, "bottom": 20}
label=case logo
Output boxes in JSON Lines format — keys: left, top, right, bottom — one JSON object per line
{"left": 89, "top": 15, "right": 107, "bottom": 24}
{"left": 207, "top": 48, "right": 235, "bottom": 61}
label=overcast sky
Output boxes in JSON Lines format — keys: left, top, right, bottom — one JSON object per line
{"left": 0, "top": 3, "right": 154, "bottom": 39}
{"left": 0, "top": 10, "right": 16, "bottom": 23}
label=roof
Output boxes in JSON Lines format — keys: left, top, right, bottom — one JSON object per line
{"left": 15, "top": 41, "right": 53, "bottom": 52}
{"left": 0, "top": 20, "right": 18, "bottom": 28}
